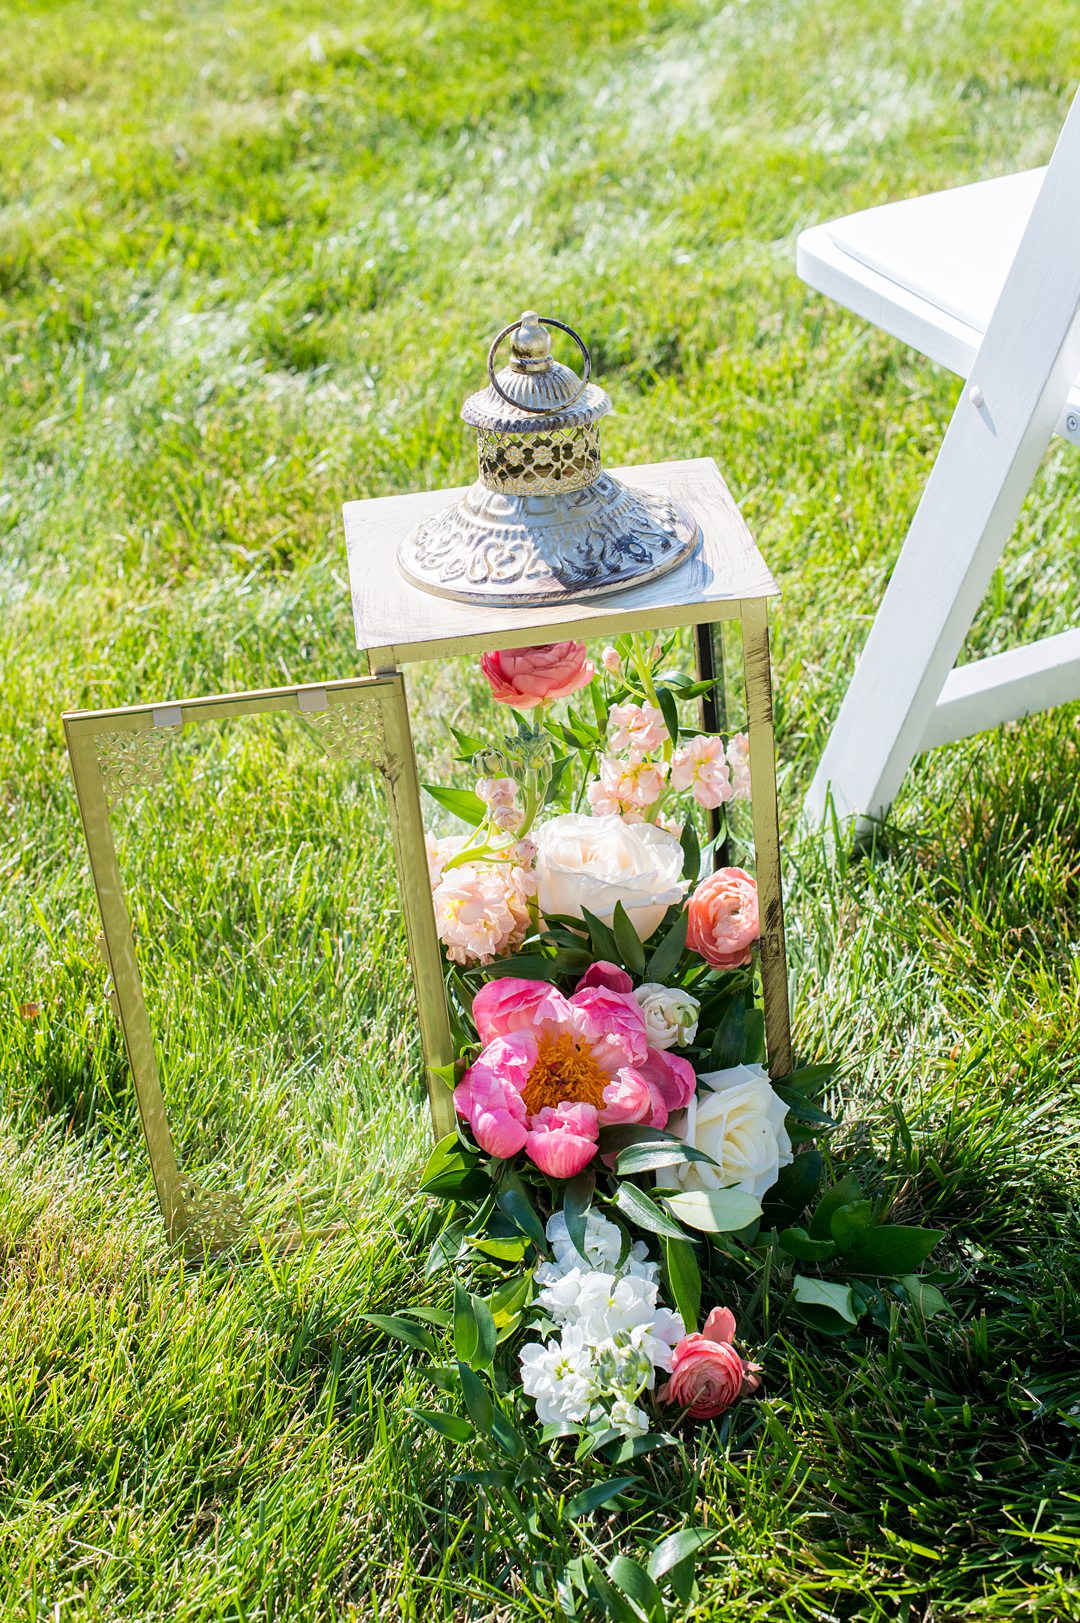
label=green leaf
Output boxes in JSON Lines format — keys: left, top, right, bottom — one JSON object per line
{"left": 420, "top": 1163, "right": 492, "bottom": 1200}
{"left": 743, "top": 1005, "right": 766, "bottom": 1063}
{"left": 707, "top": 996, "right": 745, "bottom": 1070}
{"left": 566, "top": 1477, "right": 638, "bottom": 1520}
{"left": 615, "top": 1141, "right": 719, "bottom": 1176}
{"left": 778, "top": 1226, "right": 837, "bottom": 1262}
{"left": 448, "top": 724, "right": 487, "bottom": 760}
{"left": 487, "top": 1271, "right": 532, "bottom": 1327}
{"left": 495, "top": 1173, "right": 548, "bottom": 1251}
{"left": 612, "top": 901, "right": 647, "bottom": 976}
{"left": 808, "top": 1173, "right": 863, "bottom": 1240}
{"left": 490, "top": 1409, "right": 526, "bottom": 1461}
{"left": 829, "top": 1199, "right": 876, "bottom": 1249}
{"left": 599, "top": 1431, "right": 677, "bottom": 1465}
{"left": 401, "top": 1305, "right": 452, "bottom": 1327}
{"left": 480, "top": 954, "right": 557, "bottom": 981}
{"left": 843, "top": 1226, "right": 945, "bottom": 1277}
{"left": 457, "top": 1362, "right": 494, "bottom": 1433}
{"left": 611, "top": 1182, "right": 688, "bottom": 1241}
{"left": 407, "top": 1407, "right": 473, "bottom": 1444}
{"left": 453, "top": 1280, "right": 479, "bottom": 1366}
{"left": 663, "top": 1187, "right": 762, "bottom": 1234}
{"left": 451, "top": 1468, "right": 516, "bottom": 1488}
{"left": 563, "top": 1169, "right": 595, "bottom": 1260}
{"left": 360, "top": 1314, "right": 436, "bottom": 1354}
{"left": 656, "top": 685, "right": 681, "bottom": 749}
{"left": 469, "top": 1235, "right": 530, "bottom": 1263}
{"left": 760, "top": 1150, "right": 823, "bottom": 1225}
{"left": 581, "top": 907, "right": 621, "bottom": 964}
{"left": 648, "top": 1526, "right": 718, "bottom": 1582}
{"left": 679, "top": 819, "right": 701, "bottom": 883}
{"left": 898, "top": 1274, "right": 950, "bottom": 1319}
{"left": 581, "top": 1560, "right": 645, "bottom": 1623}
{"left": 422, "top": 784, "right": 487, "bottom": 827}
{"left": 599, "top": 1123, "right": 681, "bottom": 1154}
{"left": 664, "top": 1237, "right": 701, "bottom": 1331}
{"left": 643, "top": 907, "right": 689, "bottom": 984}
{"left": 790, "top": 1275, "right": 858, "bottom": 1328}
{"left": 607, "top": 1555, "right": 665, "bottom": 1622}
{"left": 419, "top": 1132, "right": 475, "bottom": 1183}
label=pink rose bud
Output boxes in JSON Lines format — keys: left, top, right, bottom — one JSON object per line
{"left": 686, "top": 867, "right": 760, "bottom": 970}
{"left": 479, "top": 642, "right": 594, "bottom": 709}
{"left": 659, "top": 1306, "right": 760, "bottom": 1419}
{"left": 602, "top": 645, "right": 622, "bottom": 675}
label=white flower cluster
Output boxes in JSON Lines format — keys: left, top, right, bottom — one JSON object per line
{"left": 519, "top": 1211, "right": 684, "bottom": 1439}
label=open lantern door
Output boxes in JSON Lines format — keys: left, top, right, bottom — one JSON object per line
{"left": 64, "top": 675, "right": 454, "bottom": 1256}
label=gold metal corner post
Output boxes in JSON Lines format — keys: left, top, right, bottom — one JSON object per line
{"left": 741, "top": 597, "right": 793, "bottom": 1078}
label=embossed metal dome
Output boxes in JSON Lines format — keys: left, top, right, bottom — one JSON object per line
{"left": 397, "top": 310, "right": 701, "bottom": 607}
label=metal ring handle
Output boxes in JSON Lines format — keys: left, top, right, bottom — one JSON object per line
{"left": 486, "top": 316, "right": 592, "bottom": 414}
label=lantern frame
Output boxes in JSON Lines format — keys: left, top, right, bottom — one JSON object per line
{"left": 63, "top": 674, "right": 454, "bottom": 1255}
{"left": 346, "top": 455, "right": 794, "bottom": 1085}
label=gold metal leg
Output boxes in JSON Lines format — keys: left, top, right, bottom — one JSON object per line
{"left": 379, "top": 673, "right": 457, "bottom": 1139}
{"left": 740, "top": 600, "right": 794, "bottom": 1078}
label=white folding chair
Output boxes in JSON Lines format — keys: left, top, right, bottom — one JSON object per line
{"left": 798, "top": 88, "right": 1080, "bottom": 833}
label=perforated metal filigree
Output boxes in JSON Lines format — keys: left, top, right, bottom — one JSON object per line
{"left": 476, "top": 422, "right": 601, "bottom": 495}
{"left": 308, "top": 698, "right": 388, "bottom": 769}
{"left": 177, "top": 1180, "right": 247, "bottom": 1250}
{"left": 95, "top": 726, "right": 173, "bottom": 806}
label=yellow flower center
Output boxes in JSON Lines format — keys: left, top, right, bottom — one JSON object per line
{"left": 521, "top": 1029, "right": 608, "bottom": 1117}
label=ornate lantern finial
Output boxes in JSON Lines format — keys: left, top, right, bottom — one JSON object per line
{"left": 396, "top": 309, "right": 701, "bottom": 606}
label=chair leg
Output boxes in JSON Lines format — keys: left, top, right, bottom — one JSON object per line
{"left": 804, "top": 86, "right": 1080, "bottom": 833}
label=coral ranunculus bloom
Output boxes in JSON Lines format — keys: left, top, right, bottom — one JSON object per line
{"left": 659, "top": 1306, "right": 761, "bottom": 1419}
{"left": 454, "top": 977, "right": 695, "bottom": 1177}
{"left": 479, "top": 642, "right": 594, "bottom": 709}
{"left": 686, "top": 866, "right": 760, "bottom": 970}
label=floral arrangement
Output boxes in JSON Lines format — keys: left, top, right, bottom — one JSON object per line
{"left": 368, "top": 635, "right": 946, "bottom": 1606}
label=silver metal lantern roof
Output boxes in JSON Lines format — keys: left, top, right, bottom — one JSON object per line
{"left": 396, "top": 310, "right": 701, "bottom": 606}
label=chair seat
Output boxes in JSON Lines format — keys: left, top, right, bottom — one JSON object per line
{"left": 797, "top": 168, "right": 1080, "bottom": 445}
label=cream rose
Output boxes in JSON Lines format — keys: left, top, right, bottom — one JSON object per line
{"left": 632, "top": 983, "right": 700, "bottom": 1050}
{"left": 668, "top": 1063, "right": 792, "bottom": 1201}
{"left": 533, "top": 813, "right": 685, "bottom": 942}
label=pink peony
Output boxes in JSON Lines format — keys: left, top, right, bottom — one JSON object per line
{"left": 456, "top": 975, "right": 685, "bottom": 1174}
{"left": 658, "top": 1307, "right": 761, "bottom": 1419}
{"left": 575, "top": 961, "right": 633, "bottom": 995}
{"left": 670, "top": 734, "right": 733, "bottom": 811}
{"left": 686, "top": 867, "right": 760, "bottom": 970}
{"left": 609, "top": 702, "right": 668, "bottom": 754}
{"left": 480, "top": 643, "right": 594, "bottom": 709}
{"left": 526, "top": 1102, "right": 599, "bottom": 1178}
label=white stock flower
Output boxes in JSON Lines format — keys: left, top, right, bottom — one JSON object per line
{"left": 668, "top": 1062, "right": 792, "bottom": 1201}
{"left": 533, "top": 813, "right": 685, "bottom": 942}
{"left": 542, "top": 1210, "right": 655, "bottom": 1281}
{"left": 519, "top": 1325, "right": 599, "bottom": 1429}
{"left": 609, "top": 1399, "right": 650, "bottom": 1437}
{"left": 632, "top": 982, "right": 700, "bottom": 1050}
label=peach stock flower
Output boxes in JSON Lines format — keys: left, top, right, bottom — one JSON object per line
{"left": 669, "top": 734, "right": 733, "bottom": 810}
{"left": 453, "top": 977, "right": 695, "bottom": 1177}
{"left": 480, "top": 642, "right": 594, "bottom": 708}
{"left": 659, "top": 1307, "right": 761, "bottom": 1419}
{"left": 686, "top": 866, "right": 760, "bottom": 970}
{"left": 433, "top": 863, "right": 535, "bottom": 966}
{"left": 609, "top": 702, "right": 668, "bottom": 754}
{"left": 726, "top": 733, "right": 752, "bottom": 800}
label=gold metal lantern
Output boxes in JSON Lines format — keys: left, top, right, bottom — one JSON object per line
{"left": 64, "top": 304, "right": 793, "bottom": 1259}
{"left": 397, "top": 312, "right": 701, "bottom": 606}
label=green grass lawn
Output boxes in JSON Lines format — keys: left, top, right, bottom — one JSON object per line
{"left": 3, "top": 0, "right": 1080, "bottom": 1616}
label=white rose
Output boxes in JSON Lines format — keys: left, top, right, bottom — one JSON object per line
{"left": 668, "top": 1063, "right": 792, "bottom": 1201}
{"left": 632, "top": 982, "right": 700, "bottom": 1050}
{"left": 533, "top": 813, "right": 685, "bottom": 942}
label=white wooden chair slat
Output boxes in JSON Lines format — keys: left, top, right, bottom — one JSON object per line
{"left": 799, "top": 89, "right": 1080, "bottom": 830}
